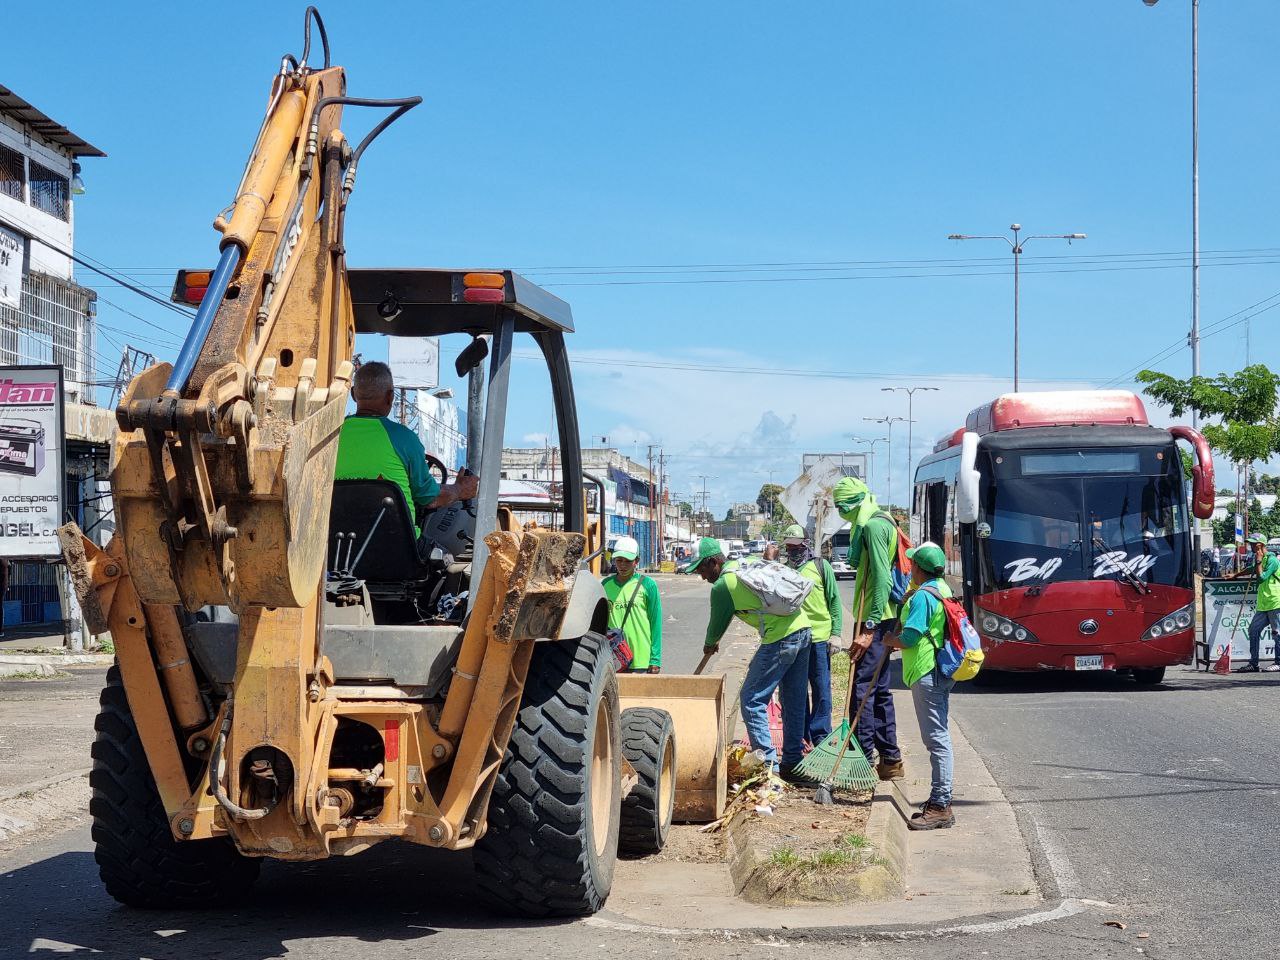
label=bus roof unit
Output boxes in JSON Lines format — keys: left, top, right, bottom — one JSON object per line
{"left": 965, "top": 390, "right": 1149, "bottom": 436}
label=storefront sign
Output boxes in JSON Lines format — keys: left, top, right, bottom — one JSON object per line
{"left": 0, "top": 366, "right": 64, "bottom": 557}
{"left": 0, "top": 224, "right": 24, "bottom": 310}
{"left": 1201, "top": 577, "right": 1276, "bottom": 662}
{"left": 388, "top": 337, "right": 439, "bottom": 389}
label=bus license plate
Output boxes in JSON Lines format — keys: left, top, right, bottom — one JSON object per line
{"left": 1074, "top": 655, "right": 1104, "bottom": 671}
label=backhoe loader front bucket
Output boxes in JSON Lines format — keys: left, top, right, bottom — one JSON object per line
{"left": 616, "top": 674, "right": 727, "bottom": 822}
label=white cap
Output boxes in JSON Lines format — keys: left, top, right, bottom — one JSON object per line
{"left": 613, "top": 536, "right": 640, "bottom": 561}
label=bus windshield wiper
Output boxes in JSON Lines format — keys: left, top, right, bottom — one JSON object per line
{"left": 1092, "top": 535, "right": 1150, "bottom": 595}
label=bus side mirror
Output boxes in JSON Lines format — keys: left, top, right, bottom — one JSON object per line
{"left": 956, "top": 431, "right": 981, "bottom": 524}
{"left": 1169, "top": 425, "right": 1215, "bottom": 520}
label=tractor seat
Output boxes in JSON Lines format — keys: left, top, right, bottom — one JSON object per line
{"left": 328, "top": 479, "right": 431, "bottom": 587}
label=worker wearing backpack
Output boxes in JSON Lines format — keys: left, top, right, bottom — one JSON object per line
{"left": 687, "top": 536, "right": 815, "bottom": 784}
{"left": 884, "top": 541, "right": 957, "bottom": 831}
{"left": 833, "top": 476, "right": 905, "bottom": 781}
{"left": 781, "top": 524, "right": 843, "bottom": 746}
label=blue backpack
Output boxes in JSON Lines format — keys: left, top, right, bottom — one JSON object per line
{"left": 918, "top": 584, "right": 985, "bottom": 681}
{"left": 873, "top": 511, "right": 913, "bottom": 605}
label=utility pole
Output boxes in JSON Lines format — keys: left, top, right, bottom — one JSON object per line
{"left": 647, "top": 444, "right": 659, "bottom": 568}
{"left": 696, "top": 474, "right": 716, "bottom": 539}
{"left": 658, "top": 449, "right": 667, "bottom": 565}
{"left": 947, "top": 225, "right": 1086, "bottom": 390}
{"left": 862, "top": 417, "right": 907, "bottom": 506}
{"left": 882, "top": 386, "right": 937, "bottom": 522}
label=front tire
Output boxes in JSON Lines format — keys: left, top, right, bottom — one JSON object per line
{"left": 474, "top": 632, "right": 621, "bottom": 918}
{"left": 618, "top": 707, "right": 675, "bottom": 857}
{"left": 90, "top": 665, "right": 259, "bottom": 907}
{"left": 1132, "top": 666, "right": 1166, "bottom": 686}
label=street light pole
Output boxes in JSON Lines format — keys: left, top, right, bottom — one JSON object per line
{"left": 882, "top": 385, "right": 938, "bottom": 519}
{"left": 1143, "top": 0, "right": 1200, "bottom": 426}
{"left": 947, "top": 226, "right": 1086, "bottom": 391}
{"left": 863, "top": 417, "right": 907, "bottom": 505}
{"left": 852, "top": 436, "right": 887, "bottom": 494}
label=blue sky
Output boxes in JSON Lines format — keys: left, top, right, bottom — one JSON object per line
{"left": 10, "top": 1, "right": 1280, "bottom": 511}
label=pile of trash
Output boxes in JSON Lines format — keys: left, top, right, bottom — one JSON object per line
{"left": 700, "top": 743, "right": 788, "bottom": 833}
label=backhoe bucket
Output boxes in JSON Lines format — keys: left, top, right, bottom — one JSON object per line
{"left": 616, "top": 674, "right": 727, "bottom": 822}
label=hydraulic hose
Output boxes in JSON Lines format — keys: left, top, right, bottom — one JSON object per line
{"left": 208, "top": 703, "right": 276, "bottom": 822}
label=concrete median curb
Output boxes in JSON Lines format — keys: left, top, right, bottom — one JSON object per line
{"left": 0, "top": 652, "right": 113, "bottom": 678}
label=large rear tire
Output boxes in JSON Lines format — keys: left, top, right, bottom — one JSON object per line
{"left": 90, "top": 665, "right": 260, "bottom": 907}
{"left": 474, "top": 632, "right": 621, "bottom": 918}
{"left": 618, "top": 707, "right": 675, "bottom": 857}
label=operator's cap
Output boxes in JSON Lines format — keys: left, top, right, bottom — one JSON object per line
{"left": 1248, "top": 533, "right": 1268, "bottom": 545}
{"left": 783, "top": 523, "right": 807, "bottom": 544}
{"left": 612, "top": 535, "right": 639, "bottom": 561}
{"left": 683, "top": 536, "right": 725, "bottom": 574}
{"left": 906, "top": 541, "right": 946, "bottom": 574}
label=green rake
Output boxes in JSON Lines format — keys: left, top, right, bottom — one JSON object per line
{"left": 797, "top": 647, "right": 889, "bottom": 801}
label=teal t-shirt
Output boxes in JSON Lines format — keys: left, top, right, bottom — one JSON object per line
{"left": 898, "top": 578, "right": 952, "bottom": 687}
{"left": 334, "top": 415, "right": 440, "bottom": 531}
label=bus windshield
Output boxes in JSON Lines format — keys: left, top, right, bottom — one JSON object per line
{"left": 978, "top": 451, "right": 1190, "bottom": 591}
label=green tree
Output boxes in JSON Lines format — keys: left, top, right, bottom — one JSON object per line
{"left": 1137, "top": 364, "right": 1280, "bottom": 467}
{"left": 754, "top": 483, "right": 797, "bottom": 541}
{"left": 676, "top": 500, "right": 693, "bottom": 518}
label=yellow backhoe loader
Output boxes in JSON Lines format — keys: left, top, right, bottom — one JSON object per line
{"left": 59, "top": 8, "right": 724, "bottom": 918}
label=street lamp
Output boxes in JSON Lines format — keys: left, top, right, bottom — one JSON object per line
{"left": 947, "top": 225, "right": 1086, "bottom": 391}
{"left": 852, "top": 436, "right": 887, "bottom": 493}
{"left": 862, "top": 416, "right": 908, "bottom": 504}
{"left": 882, "top": 386, "right": 938, "bottom": 519}
{"left": 1141, "top": 0, "right": 1199, "bottom": 427}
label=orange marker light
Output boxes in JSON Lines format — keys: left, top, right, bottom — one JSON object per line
{"left": 184, "top": 271, "right": 213, "bottom": 287}
{"left": 462, "top": 272, "right": 505, "bottom": 289}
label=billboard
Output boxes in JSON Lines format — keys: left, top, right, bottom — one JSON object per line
{"left": 0, "top": 366, "right": 64, "bottom": 557}
{"left": 0, "top": 223, "right": 24, "bottom": 310}
{"left": 388, "top": 337, "right": 440, "bottom": 390}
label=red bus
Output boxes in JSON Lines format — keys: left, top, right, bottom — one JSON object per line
{"left": 911, "top": 391, "right": 1214, "bottom": 684}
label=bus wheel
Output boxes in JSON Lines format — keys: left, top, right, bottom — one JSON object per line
{"left": 1131, "top": 667, "right": 1166, "bottom": 686}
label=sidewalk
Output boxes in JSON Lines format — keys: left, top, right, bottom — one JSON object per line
{"left": 606, "top": 683, "right": 1043, "bottom": 932}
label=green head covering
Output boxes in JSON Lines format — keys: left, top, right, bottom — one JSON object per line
{"left": 683, "top": 536, "right": 726, "bottom": 574}
{"left": 833, "top": 476, "right": 882, "bottom": 565}
{"left": 907, "top": 542, "right": 946, "bottom": 574}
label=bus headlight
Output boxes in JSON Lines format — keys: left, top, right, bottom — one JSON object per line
{"left": 974, "top": 606, "right": 1040, "bottom": 644}
{"left": 1141, "top": 603, "right": 1195, "bottom": 641}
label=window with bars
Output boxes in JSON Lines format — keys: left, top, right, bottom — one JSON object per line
{"left": 28, "top": 159, "right": 69, "bottom": 221}
{"left": 0, "top": 143, "right": 23, "bottom": 201}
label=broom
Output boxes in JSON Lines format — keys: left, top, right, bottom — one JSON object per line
{"left": 795, "top": 577, "right": 880, "bottom": 799}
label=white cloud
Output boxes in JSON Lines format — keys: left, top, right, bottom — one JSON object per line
{"left": 522, "top": 431, "right": 551, "bottom": 445}
{"left": 562, "top": 345, "right": 1100, "bottom": 510}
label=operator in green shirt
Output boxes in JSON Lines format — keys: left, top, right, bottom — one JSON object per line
{"left": 334, "top": 361, "right": 478, "bottom": 556}
{"left": 780, "top": 523, "right": 842, "bottom": 745}
{"left": 1234, "top": 534, "right": 1280, "bottom": 672}
{"left": 602, "top": 535, "right": 663, "bottom": 672}
{"left": 687, "top": 536, "right": 815, "bottom": 784}
{"left": 884, "top": 542, "right": 956, "bottom": 831}
{"left": 833, "top": 475, "right": 904, "bottom": 781}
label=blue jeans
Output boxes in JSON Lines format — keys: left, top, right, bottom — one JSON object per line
{"left": 1247, "top": 608, "right": 1280, "bottom": 666}
{"left": 806, "top": 640, "right": 833, "bottom": 745}
{"left": 740, "top": 628, "right": 812, "bottom": 767}
{"left": 853, "top": 623, "right": 900, "bottom": 764}
{"left": 911, "top": 668, "right": 956, "bottom": 807}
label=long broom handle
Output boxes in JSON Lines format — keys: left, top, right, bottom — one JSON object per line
{"left": 822, "top": 576, "right": 875, "bottom": 783}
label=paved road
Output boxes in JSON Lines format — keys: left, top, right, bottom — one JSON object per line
{"left": 0, "top": 578, "right": 1274, "bottom": 958}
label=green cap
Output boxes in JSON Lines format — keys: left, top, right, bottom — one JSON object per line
{"left": 1248, "top": 533, "right": 1268, "bottom": 545}
{"left": 783, "top": 523, "right": 806, "bottom": 542}
{"left": 906, "top": 541, "right": 946, "bottom": 574}
{"left": 683, "top": 536, "right": 725, "bottom": 574}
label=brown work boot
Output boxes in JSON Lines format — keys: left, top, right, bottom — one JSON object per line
{"left": 876, "top": 757, "right": 905, "bottom": 781}
{"left": 908, "top": 802, "right": 955, "bottom": 831}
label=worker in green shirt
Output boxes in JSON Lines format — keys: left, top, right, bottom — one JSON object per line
{"left": 884, "top": 542, "right": 955, "bottom": 831}
{"left": 780, "top": 524, "right": 842, "bottom": 745}
{"left": 334, "top": 361, "right": 478, "bottom": 557}
{"left": 686, "top": 536, "right": 814, "bottom": 784}
{"left": 1234, "top": 534, "right": 1280, "bottom": 672}
{"left": 602, "top": 535, "right": 663, "bottom": 673}
{"left": 833, "top": 476, "right": 904, "bottom": 781}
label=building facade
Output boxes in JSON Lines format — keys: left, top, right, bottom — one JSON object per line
{"left": 0, "top": 85, "right": 104, "bottom": 634}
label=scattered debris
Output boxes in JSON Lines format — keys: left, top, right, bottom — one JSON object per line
{"left": 1105, "top": 920, "right": 1128, "bottom": 930}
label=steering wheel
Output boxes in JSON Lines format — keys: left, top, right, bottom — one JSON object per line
{"left": 425, "top": 453, "right": 449, "bottom": 488}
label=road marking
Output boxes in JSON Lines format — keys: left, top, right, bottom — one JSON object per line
{"left": 583, "top": 898, "right": 1097, "bottom": 941}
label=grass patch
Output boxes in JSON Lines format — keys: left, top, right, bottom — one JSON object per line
{"left": 94, "top": 637, "right": 115, "bottom": 654}
{"left": 767, "top": 842, "right": 866, "bottom": 876}
{"left": 841, "top": 833, "right": 871, "bottom": 850}
{"left": 831, "top": 651, "right": 852, "bottom": 713}
{"left": 767, "top": 847, "right": 802, "bottom": 868}
{"left": 1, "top": 670, "right": 60, "bottom": 681}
